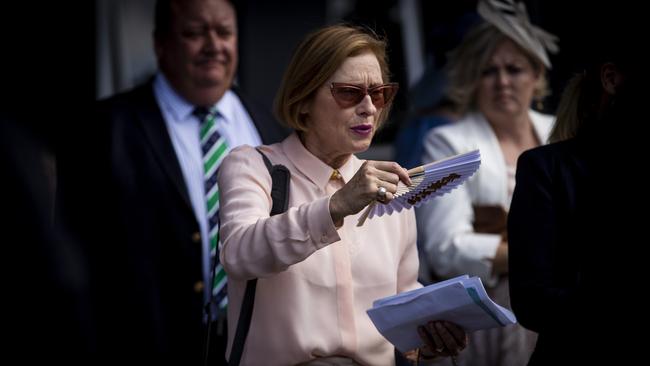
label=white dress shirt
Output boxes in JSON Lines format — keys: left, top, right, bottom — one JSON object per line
{"left": 153, "top": 72, "right": 263, "bottom": 304}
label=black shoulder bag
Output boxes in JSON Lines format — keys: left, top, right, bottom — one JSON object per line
{"left": 228, "top": 148, "right": 290, "bottom": 366}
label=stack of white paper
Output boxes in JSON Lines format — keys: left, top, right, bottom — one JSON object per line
{"left": 367, "top": 275, "right": 517, "bottom": 352}
{"left": 357, "top": 150, "right": 481, "bottom": 226}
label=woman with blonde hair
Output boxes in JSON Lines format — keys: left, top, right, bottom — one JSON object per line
{"left": 416, "top": 1, "right": 558, "bottom": 365}
{"left": 218, "top": 24, "right": 467, "bottom": 365}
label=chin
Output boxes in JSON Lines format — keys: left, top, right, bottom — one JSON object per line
{"left": 197, "top": 74, "right": 225, "bottom": 87}
{"left": 351, "top": 140, "right": 372, "bottom": 154}
{"left": 492, "top": 104, "right": 521, "bottom": 116}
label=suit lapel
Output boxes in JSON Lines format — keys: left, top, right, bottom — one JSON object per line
{"left": 231, "top": 85, "right": 287, "bottom": 144}
{"left": 135, "top": 84, "right": 194, "bottom": 211}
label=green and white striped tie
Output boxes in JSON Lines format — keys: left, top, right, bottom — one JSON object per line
{"left": 195, "top": 106, "right": 229, "bottom": 310}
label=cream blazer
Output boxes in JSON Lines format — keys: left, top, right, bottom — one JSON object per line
{"left": 416, "top": 110, "right": 553, "bottom": 286}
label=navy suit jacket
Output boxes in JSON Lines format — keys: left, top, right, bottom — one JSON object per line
{"left": 508, "top": 134, "right": 639, "bottom": 365}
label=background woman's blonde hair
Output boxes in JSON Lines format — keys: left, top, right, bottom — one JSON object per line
{"left": 446, "top": 23, "right": 549, "bottom": 114}
{"left": 548, "top": 74, "right": 585, "bottom": 143}
{"left": 549, "top": 68, "right": 605, "bottom": 143}
{"left": 274, "top": 24, "right": 393, "bottom": 131}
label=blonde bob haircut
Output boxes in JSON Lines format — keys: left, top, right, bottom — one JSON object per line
{"left": 274, "top": 24, "right": 393, "bottom": 131}
{"left": 446, "top": 23, "right": 549, "bottom": 114}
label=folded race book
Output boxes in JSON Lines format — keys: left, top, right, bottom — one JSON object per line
{"left": 357, "top": 150, "right": 481, "bottom": 226}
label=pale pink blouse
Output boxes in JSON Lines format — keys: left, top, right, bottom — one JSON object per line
{"left": 218, "top": 133, "right": 420, "bottom": 366}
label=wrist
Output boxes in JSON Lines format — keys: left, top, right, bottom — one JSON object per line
{"left": 328, "top": 193, "right": 346, "bottom": 227}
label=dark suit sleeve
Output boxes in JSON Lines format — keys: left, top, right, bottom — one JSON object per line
{"left": 508, "top": 149, "right": 578, "bottom": 333}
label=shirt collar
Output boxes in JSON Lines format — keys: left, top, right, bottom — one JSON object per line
{"left": 281, "top": 133, "right": 359, "bottom": 190}
{"left": 336, "top": 153, "right": 357, "bottom": 184}
{"left": 154, "top": 72, "right": 196, "bottom": 122}
{"left": 214, "top": 90, "right": 238, "bottom": 126}
{"left": 155, "top": 72, "right": 238, "bottom": 125}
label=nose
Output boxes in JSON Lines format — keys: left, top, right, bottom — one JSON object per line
{"left": 496, "top": 69, "right": 511, "bottom": 87}
{"left": 202, "top": 31, "right": 224, "bottom": 54}
{"left": 356, "top": 93, "right": 378, "bottom": 117}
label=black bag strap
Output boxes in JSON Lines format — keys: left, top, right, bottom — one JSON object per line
{"left": 228, "top": 148, "right": 290, "bottom": 366}
{"left": 257, "top": 148, "right": 290, "bottom": 216}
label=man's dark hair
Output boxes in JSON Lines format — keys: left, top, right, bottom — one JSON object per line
{"left": 153, "top": 0, "right": 173, "bottom": 40}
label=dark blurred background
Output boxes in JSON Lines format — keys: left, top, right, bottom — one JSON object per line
{"left": 93, "top": 0, "right": 624, "bottom": 159}
{"left": 1, "top": 0, "right": 637, "bottom": 159}
{"left": 0, "top": 0, "right": 639, "bottom": 359}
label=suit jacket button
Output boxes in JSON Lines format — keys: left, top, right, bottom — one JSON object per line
{"left": 193, "top": 281, "right": 204, "bottom": 293}
{"left": 191, "top": 232, "right": 201, "bottom": 243}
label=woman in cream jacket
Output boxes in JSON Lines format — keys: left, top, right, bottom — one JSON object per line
{"left": 416, "top": 1, "right": 557, "bottom": 365}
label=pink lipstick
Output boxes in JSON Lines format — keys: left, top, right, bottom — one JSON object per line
{"left": 350, "top": 124, "right": 372, "bottom": 136}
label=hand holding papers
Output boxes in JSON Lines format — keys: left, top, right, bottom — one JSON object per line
{"left": 357, "top": 150, "right": 481, "bottom": 226}
{"left": 367, "top": 275, "right": 516, "bottom": 353}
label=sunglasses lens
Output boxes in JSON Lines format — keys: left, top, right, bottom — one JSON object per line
{"left": 332, "top": 86, "right": 364, "bottom": 107}
{"left": 371, "top": 85, "right": 397, "bottom": 108}
{"left": 369, "top": 89, "right": 385, "bottom": 107}
{"left": 330, "top": 83, "right": 398, "bottom": 108}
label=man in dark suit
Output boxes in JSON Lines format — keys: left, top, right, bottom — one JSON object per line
{"left": 507, "top": 9, "right": 642, "bottom": 364}
{"left": 57, "top": 0, "right": 286, "bottom": 363}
